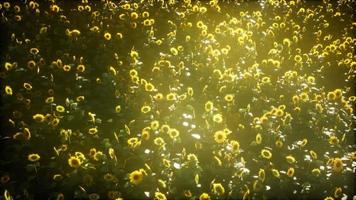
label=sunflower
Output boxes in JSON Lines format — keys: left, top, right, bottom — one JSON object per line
{"left": 214, "top": 131, "right": 227, "bottom": 144}
{"left": 286, "top": 155, "right": 296, "bottom": 164}
{"left": 166, "top": 93, "right": 176, "bottom": 101}
{"left": 154, "top": 137, "right": 165, "bottom": 146}
{"left": 213, "top": 114, "right": 223, "bottom": 123}
{"left": 315, "top": 103, "right": 323, "bottom": 113}
{"left": 68, "top": 156, "right": 81, "bottom": 168}
{"left": 332, "top": 158, "right": 343, "bottom": 173}
{"left": 261, "top": 76, "right": 270, "bottom": 84}
{"left": 204, "top": 101, "right": 213, "bottom": 112}
{"left": 75, "top": 152, "right": 85, "bottom": 161}
{"left": 130, "top": 12, "right": 138, "bottom": 19}
{"left": 89, "top": 148, "right": 97, "bottom": 157}
{"left": 170, "top": 47, "right": 178, "bottom": 56}
{"left": 88, "top": 127, "right": 98, "bottom": 135}
{"left": 334, "top": 89, "right": 342, "bottom": 99}
{"left": 143, "top": 19, "right": 151, "bottom": 26}
{"left": 287, "top": 167, "right": 295, "bottom": 177}
{"left": 56, "top": 105, "right": 65, "bottom": 113}
{"left": 23, "top": 128, "right": 31, "bottom": 140}
{"left": 199, "top": 193, "right": 211, "bottom": 200}
{"left": 327, "top": 92, "right": 336, "bottom": 100}
{"left": 141, "top": 105, "right": 151, "bottom": 113}
{"left": 154, "top": 93, "right": 164, "bottom": 101}
{"left": 0, "top": 175, "right": 10, "bottom": 184}
{"left": 63, "top": 65, "right": 71, "bottom": 72}
{"left": 103, "top": 173, "right": 115, "bottom": 182}
{"left": 275, "top": 139, "right": 283, "bottom": 148}
{"left": 104, "top": 32, "right": 111, "bottom": 40}
{"left": 271, "top": 169, "right": 280, "bottom": 178}
{"left": 23, "top": 82, "right": 32, "bottom": 91}
{"left": 224, "top": 94, "right": 234, "bottom": 102}
{"left": 230, "top": 140, "right": 240, "bottom": 152}
{"left": 348, "top": 96, "right": 356, "bottom": 102}
{"left": 255, "top": 133, "right": 262, "bottom": 144}
{"left": 168, "top": 128, "right": 180, "bottom": 139}
{"left": 145, "top": 83, "right": 155, "bottom": 92}
{"left": 187, "top": 154, "right": 198, "bottom": 163}
{"left": 150, "top": 120, "right": 160, "bottom": 130}
{"left": 4, "top": 62, "right": 13, "bottom": 71}
{"left": 332, "top": 187, "right": 342, "bottom": 198}
{"left": 300, "top": 92, "right": 309, "bottom": 102}
{"left": 33, "top": 114, "right": 45, "bottom": 123}
{"left": 258, "top": 168, "right": 265, "bottom": 182}
{"left": 184, "top": 190, "right": 192, "bottom": 198}
{"left": 154, "top": 192, "right": 166, "bottom": 200}
{"left": 292, "top": 95, "right": 299, "bottom": 104}
{"left": 294, "top": 55, "right": 302, "bottom": 63}
{"left": 307, "top": 76, "right": 315, "bottom": 84}
{"left": 212, "top": 183, "right": 225, "bottom": 196}
{"left": 129, "top": 170, "right": 143, "bottom": 185}
{"left": 275, "top": 109, "right": 284, "bottom": 117}
{"left": 127, "top": 137, "right": 141, "bottom": 148}
{"left": 45, "top": 96, "right": 54, "bottom": 104}
{"left": 115, "top": 105, "right": 121, "bottom": 113}
{"left": 309, "top": 150, "right": 318, "bottom": 159}
{"left": 107, "top": 191, "right": 120, "bottom": 199}
{"left": 142, "top": 11, "right": 149, "bottom": 18}
{"left": 187, "top": 87, "right": 194, "bottom": 96}
{"left": 328, "top": 136, "right": 339, "bottom": 145}
{"left": 314, "top": 94, "right": 323, "bottom": 102}
{"left": 160, "top": 124, "right": 170, "bottom": 133}
{"left": 88, "top": 193, "right": 100, "bottom": 200}
{"left": 5, "top": 85, "right": 13, "bottom": 95}
{"left": 260, "top": 116, "right": 268, "bottom": 124}
{"left": 27, "top": 60, "right": 36, "bottom": 69}
{"left": 129, "top": 69, "right": 138, "bottom": 77}
{"left": 141, "top": 129, "right": 150, "bottom": 141}
{"left": 28, "top": 153, "right": 40, "bottom": 162}
{"left": 299, "top": 138, "right": 308, "bottom": 147}
{"left": 312, "top": 168, "right": 321, "bottom": 176}
{"left": 261, "top": 149, "right": 272, "bottom": 159}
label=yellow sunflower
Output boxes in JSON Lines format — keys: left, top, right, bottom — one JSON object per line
{"left": 154, "top": 192, "right": 167, "bottom": 200}
{"left": 212, "top": 183, "right": 225, "bottom": 196}
{"left": 68, "top": 156, "right": 81, "bottom": 168}
{"left": 332, "top": 158, "right": 343, "bottom": 173}
{"left": 199, "top": 193, "right": 211, "bottom": 200}
{"left": 261, "top": 149, "right": 272, "bottom": 159}
{"left": 214, "top": 130, "right": 227, "bottom": 144}
{"left": 28, "top": 153, "right": 40, "bottom": 162}
{"left": 129, "top": 170, "right": 143, "bottom": 185}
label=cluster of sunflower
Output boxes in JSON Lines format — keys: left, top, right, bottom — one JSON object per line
{"left": 0, "top": 0, "right": 355, "bottom": 199}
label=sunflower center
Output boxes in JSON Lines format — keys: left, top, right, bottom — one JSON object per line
{"left": 133, "top": 174, "right": 140, "bottom": 180}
